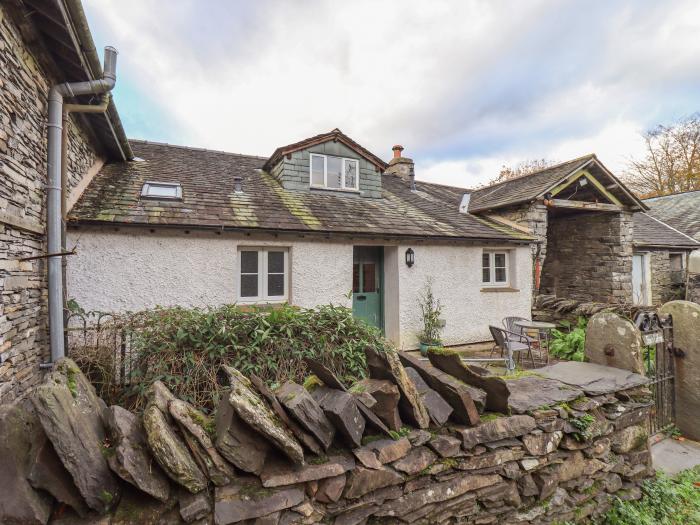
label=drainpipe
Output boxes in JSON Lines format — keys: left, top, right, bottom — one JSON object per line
{"left": 47, "top": 46, "right": 118, "bottom": 364}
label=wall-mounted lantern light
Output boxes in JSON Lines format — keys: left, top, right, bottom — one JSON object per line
{"left": 405, "top": 248, "right": 415, "bottom": 267}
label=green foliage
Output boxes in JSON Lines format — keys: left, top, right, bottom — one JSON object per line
{"left": 643, "top": 345, "right": 656, "bottom": 375}
{"left": 602, "top": 467, "right": 700, "bottom": 525}
{"left": 549, "top": 317, "right": 587, "bottom": 362}
{"left": 417, "top": 279, "right": 443, "bottom": 345}
{"left": 387, "top": 427, "right": 412, "bottom": 441}
{"left": 570, "top": 412, "right": 595, "bottom": 441}
{"left": 73, "top": 304, "right": 390, "bottom": 413}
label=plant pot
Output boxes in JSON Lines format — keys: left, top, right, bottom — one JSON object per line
{"left": 419, "top": 342, "right": 440, "bottom": 356}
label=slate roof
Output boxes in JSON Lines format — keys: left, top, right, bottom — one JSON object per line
{"left": 467, "top": 154, "right": 645, "bottom": 213}
{"left": 68, "top": 141, "right": 530, "bottom": 242}
{"left": 633, "top": 212, "right": 699, "bottom": 249}
{"left": 643, "top": 190, "right": 700, "bottom": 242}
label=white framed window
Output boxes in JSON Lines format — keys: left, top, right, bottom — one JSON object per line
{"left": 309, "top": 153, "right": 359, "bottom": 190}
{"left": 238, "top": 248, "right": 289, "bottom": 302}
{"left": 482, "top": 251, "right": 509, "bottom": 286}
{"left": 141, "top": 181, "right": 182, "bottom": 200}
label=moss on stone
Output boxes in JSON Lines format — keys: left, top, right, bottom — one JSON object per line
{"left": 303, "top": 374, "right": 323, "bottom": 392}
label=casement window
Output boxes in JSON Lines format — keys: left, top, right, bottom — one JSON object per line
{"left": 482, "top": 251, "right": 509, "bottom": 286}
{"left": 238, "top": 248, "right": 289, "bottom": 302}
{"left": 310, "top": 153, "right": 359, "bottom": 190}
{"left": 141, "top": 181, "right": 182, "bottom": 200}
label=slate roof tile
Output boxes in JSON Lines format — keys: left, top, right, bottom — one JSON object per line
{"left": 69, "top": 141, "right": 530, "bottom": 242}
{"left": 643, "top": 190, "right": 700, "bottom": 242}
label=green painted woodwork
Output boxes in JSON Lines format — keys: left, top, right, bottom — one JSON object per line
{"left": 352, "top": 247, "right": 383, "bottom": 332}
{"left": 549, "top": 169, "right": 623, "bottom": 206}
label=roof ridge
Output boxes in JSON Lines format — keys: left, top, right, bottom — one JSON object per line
{"left": 641, "top": 212, "right": 700, "bottom": 245}
{"left": 643, "top": 188, "right": 700, "bottom": 200}
{"left": 473, "top": 153, "right": 596, "bottom": 193}
{"left": 128, "top": 139, "right": 269, "bottom": 160}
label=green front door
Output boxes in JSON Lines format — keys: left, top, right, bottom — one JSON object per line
{"left": 352, "top": 247, "right": 383, "bottom": 331}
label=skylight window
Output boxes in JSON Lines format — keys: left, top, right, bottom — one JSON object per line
{"left": 141, "top": 181, "right": 182, "bottom": 200}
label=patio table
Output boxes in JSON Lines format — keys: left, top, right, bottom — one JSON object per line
{"left": 514, "top": 320, "right": 557, "bottom": 365}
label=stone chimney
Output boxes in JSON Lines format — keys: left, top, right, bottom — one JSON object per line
{"left": 385, "top": 145, "right": 416, "bottom": 190}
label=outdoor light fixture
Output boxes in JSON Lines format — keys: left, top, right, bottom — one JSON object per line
{"left": 405, "top": 248, "right": 415, "bottom": 267}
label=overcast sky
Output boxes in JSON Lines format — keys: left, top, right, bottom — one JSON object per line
{"left": 84, "top": 0, "right": 700, "bottom": 187}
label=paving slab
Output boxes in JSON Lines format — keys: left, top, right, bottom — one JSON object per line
{"left": 537, "top": 361, "right": 648, "bottom": 396}
{"left": 506, "top": 375, "right": 583, "bottom": 414}
{"left": 651, "top": 437, "right": 700, "bottom": 476}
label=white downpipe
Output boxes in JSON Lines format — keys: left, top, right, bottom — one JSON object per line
{"left": 47, "top": 46, "right": 118, "bottom": 363}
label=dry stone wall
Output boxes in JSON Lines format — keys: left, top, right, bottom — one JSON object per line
{"left": 0, "top": 4, "right": 100, "bottom": 402}
{"left": 541, "top": 211, "right": 634, "bottom": 303}
{"left": 0, "top": 350, "right": 655, "bottom": 525}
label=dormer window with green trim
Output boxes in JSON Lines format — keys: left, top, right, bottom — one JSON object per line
{"left": 310, "top": 153, "right": 359, "bottom": 190}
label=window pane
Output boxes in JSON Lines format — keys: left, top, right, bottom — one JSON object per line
{"left": 353, "top": 264, "right": 360, "bottom": 293}
{"left": 311, "top": 155, "right": 324, "bottom": 186}
{"left": 240, "top": 251, "right": 258, "bottom": 273}
{"left": 482, "top": 253, "right": 490, "bottom": 268}
{"left": 267, "top": 274, "right": 284, "bottom": 297}
{"left": 482, "top": 268, "right": 490, "bottom": 283}
{"left": 495, "top": 268, "right": 507, "bottom": 282}
{"left": 494, "top": 253, "right": 506, "bottom": 268}
{"left": 147, "top": 184, "right": 179, "bottom": 197}
{"left": 268, "top": 251, "right": 284, "bottom": 273}
{"left": 240, "top": 274, "right": 258, "bottom": 297}
{"left": 327, "top": 156, "right": 342, "bottom": 188}
{"left": 362, "top": 263, "right": 376, "bottom": 293}
{"left": 344, "top": 160, "right": 358, "bottom": 189}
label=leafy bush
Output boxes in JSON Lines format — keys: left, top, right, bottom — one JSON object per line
{"left": 549, "top": 317, "right": 587, "bottom": 361}
{"left": 602, "top": 466, "right": 700, "bottom": 524}
{"left": 417, "top": 279, "right": 443, "bottom": 345}
{"left": 71, "top": 304, "right": 389, "bottom": 413}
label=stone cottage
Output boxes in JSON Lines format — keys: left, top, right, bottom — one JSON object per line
{"left": 0, "top": 0, "right": 130, "bottom": 402}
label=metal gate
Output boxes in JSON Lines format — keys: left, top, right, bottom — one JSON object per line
{"left": 636, "top": 312, "right": 675, "bottom": 434}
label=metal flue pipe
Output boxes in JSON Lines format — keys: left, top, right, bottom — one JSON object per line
{"left": 46, "top": 46, "right": 118, "bottom": 363}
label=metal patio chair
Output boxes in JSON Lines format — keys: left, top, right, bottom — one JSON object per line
{"left": 489, "top": 325, "right": 536, "bottom": 370}
{"left": 503, "top": 316, "right": 537, "bottom": 345}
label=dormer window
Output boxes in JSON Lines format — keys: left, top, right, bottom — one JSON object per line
{"left": 310, "top": 153, "right": 359, "bottom": 190}
{"left": 141, "top": 181, "right": 182, "bottom": 200}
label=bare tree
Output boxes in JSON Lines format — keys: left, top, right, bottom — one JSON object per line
{"left": 623, "top": 114, "right": 700, "bottom": 197}
{"left": 486, "top": 158, "right": 554, "bottom": 186}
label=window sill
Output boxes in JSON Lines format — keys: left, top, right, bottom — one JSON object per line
{"left": 310, "top": 186, "right": 361, "bottom": 195}
{"left": 480, "top": 287, "right": 520, "bottom": 293}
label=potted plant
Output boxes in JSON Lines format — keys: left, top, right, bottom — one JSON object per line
{"left": 417, "top": 279, "right": 443, "bottom": 355}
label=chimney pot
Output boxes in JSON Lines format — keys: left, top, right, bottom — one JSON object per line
{"left": 392, "top": 145, "right": 404, "bottom": 159}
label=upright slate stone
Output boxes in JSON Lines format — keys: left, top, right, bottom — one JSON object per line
{"left": 399, "top": 351, "right": 483, "bottom": 424}
{"left": 353, "top": 378, "right": 402, "bottom": 431}
{"left": 0, "top": 401, "right": 53, "bottom": 525}
{"left": 32, "top": 380, "right": 120, "bottom": 513}
{"left": 214, "top": 393, "right": 269, "bottom": 475}
{"left": 404, "top": 366, "right": 453, "bottom": 426}
{"left": 170, "top": 399, "right": 235, "bottom": 486}
{"left": 365, "top": 347, "right": 430, "bottom": 429}
{"left": 222, "top": 366, "right": 304, "bottom": 464}
{"left": 276, "top": 381, "right": 336, "bottom": 450}
{"left": 143, "top": 404, "right": 208, "bottom": 494}
{"left": 312, "top": 387, "right": 365, "bottom": 448}
{"left": 427, "top": 349, "right": 510, "bottom": 414}
{"left": 250, "top": 374, "right": 322, "bottom": 456}
{"left": 104, "top": 405, "right": 170, "bottom": 502}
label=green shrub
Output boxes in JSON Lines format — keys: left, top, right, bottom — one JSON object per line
{"left": 72, "top": 304, "right": 390, "bottom": 413}
{"left": 602, "top": 466, "right": 700, "bottom": 524}
{"left": 549, "top": 317, "right": 587, "bottom": 362}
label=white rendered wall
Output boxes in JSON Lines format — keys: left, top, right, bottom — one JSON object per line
{"left": 395, "top": 244, "right": 533, "bottom": 348}
{"left": 66, "top": 228, "right": 352, "bottom": 312}
{"left": 67, "top": 228, "right": 533, "bottom": 347}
